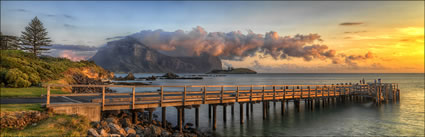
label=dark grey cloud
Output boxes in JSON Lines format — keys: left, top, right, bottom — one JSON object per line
{"left": 339, "top": 22, "right": 364, "bottom": 26}
{"left": 51, "top": 44, "right": 98, "bottom": 51}
{"left": 63, "top": 14, "right": 76, "bottom": 20}
{"left": 106, "top": 36, "right": 126, "bottom": 41}
{"left": 127, "top": 26, "right": 336, "bottom": 61}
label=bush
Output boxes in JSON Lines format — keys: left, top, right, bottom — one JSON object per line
{"left": 0, "top": 50, "right": 104, "bottom": 88}
{"left": 5, "top": 68, "right": 31, "bottom": 88}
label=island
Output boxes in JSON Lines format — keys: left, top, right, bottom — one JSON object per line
{"left": 207, "top": 67, "right": 257, "bottom": 74}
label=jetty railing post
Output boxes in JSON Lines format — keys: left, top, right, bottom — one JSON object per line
{"left": 183, "top": 86, "right": 186, "bottom": 106}
{"left": 160, "top": 86, "right": 163, "bottom": 107}
{"left": 221, "top": 86, "right": 224, "bottom": 104}
{"left": 292, "top": 86, "right": 295, "bottom": 100}
{"left": 102, "top": 86, "right": 105, "bottom": 111}
{"left": 282, "top": 86, "right": 286, "bottom": 115}
{"left": 250, "top": 85, "right": 253, "bottom": 102}
{"left": 273, "top": 86, "right": 276, "bottom": 102}
{"left": 236, "top": 86, "right": 239, "bottom": 102}
{"left": 132, "top": 87, "right": 135, "bottom": 109}
{"left": 203, "top": 86, "right": 206, "bottom": 104}
{"left": 262, "top": 86, "right": 265, "bottom": 101}
{"left": 47, "top": 85, "right": 50, "bottom": 106}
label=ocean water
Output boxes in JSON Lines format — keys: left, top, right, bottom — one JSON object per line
{"left": 113, "top": 73, "right": 424, "bottom": 136}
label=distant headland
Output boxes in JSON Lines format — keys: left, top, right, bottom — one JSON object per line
{"left": 207, "top": 67, "right": 257, "bottom": 74}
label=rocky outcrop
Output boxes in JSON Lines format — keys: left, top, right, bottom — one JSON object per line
{"left": 0, "top": 111, "right": 49, "bottom": 130}
{"left": 88, "top": 110, "right": 211, "bottom": 137}
{"left": 90, "top": 37, "right": 222, "bottom": 73}
{"left": 71, "top": 73, "right": 115, "bottom": 93}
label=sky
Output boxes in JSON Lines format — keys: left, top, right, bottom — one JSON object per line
{"left": 1, "top": 1, "right": 424, "bottom": 73}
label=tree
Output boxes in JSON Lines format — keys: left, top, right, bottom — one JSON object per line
{"left": 0, "top": 32, "right": 20, "bottom": 50}
{"left": 20, "top": 16, "right": 52, "bottom": 56}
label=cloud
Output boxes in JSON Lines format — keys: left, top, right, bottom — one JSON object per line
{"left": 344, "top": 31, "right": 367, "bottom": 34}
{"left": 106, "top": 36, "right": 126, "bottom": 41}
{"left": 63, "top": 14, "right": 75, "bottom": 20}
{"left": 51, "top": 44, "right": 98, "bottom": 51}
{"left": 339, "top": 22, "right": 364, "bottom": 26}
{"left": 126, "top": 26, "right": 336, "bottom": 61}
{"left": 10, "top": 9, "right": 29, "bottom": 12}
{"left": 63, "top": 24, "right": 77, "bottom": 29}
{"left": 331, "top": 51, "right": 375, "bottom": 66}
{"left": 58, "top": 50, "right": 90, "bottom": 61}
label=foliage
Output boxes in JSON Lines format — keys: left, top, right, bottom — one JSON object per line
{"left": 0, "top": 87, "right": 66, "bottom": 98}
{"left": 0, "top": 114, "right": 90, "bottom": 136}
{"left": 0, "top": 50, "right": 98, "bottom": 87}
{"left": 0, "top": 32, "right": 21, "bottom": 50}
{"left": 20, "top": 16, "right": 52, "bottom": 56}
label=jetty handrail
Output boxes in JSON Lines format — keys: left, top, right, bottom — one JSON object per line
{"left": 45, "top": 83, "right": 400, "bottom": 109}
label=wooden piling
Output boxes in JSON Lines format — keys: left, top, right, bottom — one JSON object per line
{"left": 231, "top": 104, "right": 234, "bottom": 117}
{"left": 162, "top": 107, "right": 166, "bottom": 128}
{"left": 195, "top": 106, "right": 199, "bottom": 128}
{"left": 246, "top": 102, "right": 249, "bottom": 118}
{"left": 133, "top": 110, "right": 138, "bottom": 124}
{"left": 208, "top": 104, "right": 211, "bottom": 120}
{"left": 223, "top": 105, "right": 227, "bottom": 123}
{"left": 240, "top": 103, "right": 244, "bottom": 124}
{"left": 213, "top": 105, "right": 217, "bottom": 130}
{"left": 263, "top": 101, "right": 267, "bottom": 120}
{"left": 178, "top": 107, "right": 182, "bottom": 132}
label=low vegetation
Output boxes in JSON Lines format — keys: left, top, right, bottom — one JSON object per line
{"left": 0, "top": 50, "right": 109, "bottom": 88}
{"left": 0, "top": 87, "right": 66, "bottom": 98}
{"left": 1, "top": 114, "right": 90, "bottom": 136}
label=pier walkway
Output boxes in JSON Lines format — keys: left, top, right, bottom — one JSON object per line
{"left": 45, "top": 83, "right": 400, "bottom": 131}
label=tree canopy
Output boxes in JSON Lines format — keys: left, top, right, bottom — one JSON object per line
{"left": 20, "top": 16, "right": 52, "bottom": 56}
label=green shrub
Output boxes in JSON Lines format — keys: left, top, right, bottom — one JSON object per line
{"left": 0, "top": 50, "right": 101, "bottom": 88}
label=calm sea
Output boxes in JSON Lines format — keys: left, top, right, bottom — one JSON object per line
{"left": 113, "top": 73, "right": 424, "bottom": 136}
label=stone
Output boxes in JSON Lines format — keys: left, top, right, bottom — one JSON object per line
{"left": 109, "top": 123, "right": 127, "bottom": 137}
{"left": 149, "top": 125, "right": 162, "bottom": 136}
{"left": 88, "top": 128, "right": 100, "bottom": 137}
{"left": 119, "top": 118, "right": 132, "bottom": 128}
{"left": 125, "top": 127, "right": 136, "bottom": 135}
{"left": 106, "top": 117, "right": 118, "bottom": 124}
{"left": 109, "top": 134, "right": 121, "bottom": 137}
{"left": 161, "top": 131, "right": 172, "bottom": 137}
{"left": 171, "top": 132, "right": 184, "bottom": 137}
{"left": 99, "top": 129, "right": 109, "bottom": 137}
{"left": 135, "top": 125, "right": 144, "bottom": 134}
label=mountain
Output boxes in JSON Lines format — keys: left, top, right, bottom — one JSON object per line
{"left": 90, "top": 37, "right": 222, "bottom": 73}
{"left": 207, "top": 68, "right": 257, "bottom": 74}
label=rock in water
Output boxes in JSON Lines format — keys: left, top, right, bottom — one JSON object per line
{"left": 90, "top": 37, "right": 222, "bottom": 73}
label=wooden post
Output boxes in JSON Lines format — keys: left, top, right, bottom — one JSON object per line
{"left": 223, "top": 105, "right": 227, "bottom": 123}
{"left": 182, "top": 108, "right": 185, "bottom": 124}
{"left": 282, "top": 86, "right": 286, "bottom": 115}
{"left": 300, "top": 86, "right": 303, "bottom": 99}
{"left": 240, "top": 103, "right": 244, "bottom": 124}
{"left": 132, "top": 87, "right": 136, "bottom": 109}
{"left": 178, "top": 107, "right": 182, "bottom": 132}
{"left": 47, "top": 85, "right": 50, "bottom": 106}
{"left": 203, "top": 86, "right": 207, "bottom": 104}
{"left": 148, "top": 109, "right": 153, "bottom": 122}
{"left": 246, "top": 102, "right": 249, "bottom": 119}
{"left": 213, "top": 105, "right": 217, "bottom": 130}
{"left": 262, "top": 86, "right": 265, "bottom": 101}
{"left": 250, "top": 85, "right": 253, "bottom": 102}
{"left": 162, "top": 107, "right": 166, "bottom": 128}
{"left": 263, "top": 101, "right": 267, "bottom": 120}
{"left": 231, "top": 104, "right": 234, "bottom": 117}
{"left": 195, "top": 106, "right": 199, "bottom": 128}
{"left": 102, "top": 86, "right": 105, "bottom": 111}
{"left": 221, "top": 86, "right": 224, "bottom": 104}
{"left": 160, "top": 86, "right": 164, "bottom": 107}
{"left": 292, "top": 86, "right": 295, "bottom": 99}
{"left": 209, "top": 104, "right": 212, "bottom": 120}
{"left": 236, "top": 86, "right": 240, "bottom": 102}
{"left": 183, "top": 86, "right": 186, "bottom": 106}
{"left": 133, "top": 110, "right": 138, "bottom": 124}
{"left": 250, "top": 102, "right": 253, "bottom": 113}
{"left": 273, "top": 86, "right": 276, "bottom": 102}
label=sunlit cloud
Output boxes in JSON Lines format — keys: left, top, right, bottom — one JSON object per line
{"left": 399, "top": 27, "right": 424, "bottom": 36}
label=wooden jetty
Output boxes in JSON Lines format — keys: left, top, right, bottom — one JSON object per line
{"left": 45, "top": 82, "right": 400, "bottom": 131}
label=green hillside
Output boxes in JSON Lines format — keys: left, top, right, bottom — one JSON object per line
{"left": 0, "top": 50, "right": 108, "bottom": 88}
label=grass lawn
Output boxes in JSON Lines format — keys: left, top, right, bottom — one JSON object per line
{"left": 0, "top": 87, "right": 67, "bottom": 98}
{"left": 0, "top": 103, "right": 44, "bottom": 112}
{"left": 0, "top": 114, "right": 90, "bottom": 136}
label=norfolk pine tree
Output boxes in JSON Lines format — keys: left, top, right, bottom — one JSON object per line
{"left": 20, "top": 16, "right": 52, "bottom": 56}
